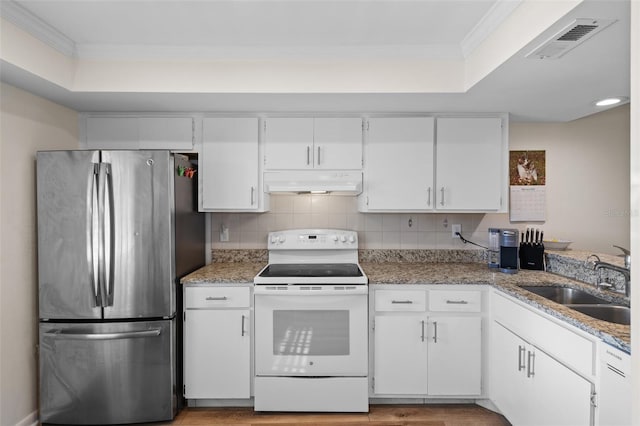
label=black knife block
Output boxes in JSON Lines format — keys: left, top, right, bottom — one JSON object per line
{"left": 519, "top": 243, "right": 545, "bottom": 270}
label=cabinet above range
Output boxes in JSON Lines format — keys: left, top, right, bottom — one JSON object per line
{"left": 263, "top": 117, "right": 363, "bottom": 170}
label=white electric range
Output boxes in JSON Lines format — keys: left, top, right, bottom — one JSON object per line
{"left": 253, "top": 229, "right": 369, "bottom": 412}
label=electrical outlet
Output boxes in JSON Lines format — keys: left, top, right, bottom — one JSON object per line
{"left": 452, "top": 224, "right": 461, "bottom": 238}
{"left": 220, "top": 224, "right": 229, "bottom": 242}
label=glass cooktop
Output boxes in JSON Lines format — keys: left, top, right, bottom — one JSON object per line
{"left": 258, "top": 263, "right": 363, "bottom": 278}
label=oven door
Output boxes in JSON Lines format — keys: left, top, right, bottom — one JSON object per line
{"left": 254, "top": 286, "right": 368, "bottom": 377}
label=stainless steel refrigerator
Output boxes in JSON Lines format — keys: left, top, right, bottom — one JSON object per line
{"left": 37, "top": 150, "right": 204, "bottom": 425}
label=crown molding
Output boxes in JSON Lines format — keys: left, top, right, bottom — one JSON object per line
{"left": 75, "top": 43, "right": 464, "bottom": 61}
{"left": 460, "top": 0, "right": 523, "bottom": 58}
{"left": 0, "top": 0, "right": 76, "bottom": 57}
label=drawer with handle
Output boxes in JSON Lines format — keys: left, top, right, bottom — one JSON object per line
{"left": 428, "top": 290, "right": 481, "bottom": 312}
{"left": 374, "top": 290, "right": 426, "bottom": 312}
{"left": 185, "top": 286, "right": 250, "bottom": 309}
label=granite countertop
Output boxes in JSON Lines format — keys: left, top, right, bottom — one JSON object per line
{"left": 363, "top": 261, "right": 630, "bottom": 352}
{"left": 182, "top": 262, "right": 265, "bottom": 284}
{"left": 181, "top": 255, "right": 630, "bottom": 353}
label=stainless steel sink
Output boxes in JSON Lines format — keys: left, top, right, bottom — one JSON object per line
{"left": 521, "top": 285, "right": 611, "bottom": 305}
{"left": 567, "top": 305, "right": 631, "bottom": 325}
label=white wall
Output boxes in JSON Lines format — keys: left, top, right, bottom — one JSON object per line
{"left": 0, "top": 83, "right": 78, "bottom": 426}
{"left": 211, "top": 105, "right": 630, "bottom": 256}
{"left": 629, "top": 1, "right": 638, "bottom": 423}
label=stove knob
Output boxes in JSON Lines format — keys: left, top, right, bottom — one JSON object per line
{"left": 270, "top": 235, "right": 278, "bottom": 244}
{"left": 331, "top": 234, "right": 338, "bottom": 242}
{"left": 340, "top": 235, "right": 347, "bottom": 242}
{"left": 278, "top": 235, "right": 286, "bottom": 243}
{"left": 348, "top": 235, "right": 356, "bottom": 243}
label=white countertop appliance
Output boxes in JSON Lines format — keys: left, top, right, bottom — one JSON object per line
{"left": 253, "top": 229, "right": 369, "bottom": 412}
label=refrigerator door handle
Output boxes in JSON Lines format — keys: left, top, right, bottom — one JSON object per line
{"left": 103, "top": 163, "right": 115, "bottom": 307}
{"left": 88, "top": 163, "right": 101, "bottom": 306}
{"left": 44, "top": 328, "right": 162, "bottom": 341}
{"left": 97, "top": 162, "right": 115, "bottom": 307}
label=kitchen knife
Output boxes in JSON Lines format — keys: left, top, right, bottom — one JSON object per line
{"left": 525, "top": 229, "right": 530, "bottom": 245}
{"left": 533, "top": 229, "right": 538, "bottom": 244}
{"left": 539, "top": 231, "right": 544, "bottom": 244}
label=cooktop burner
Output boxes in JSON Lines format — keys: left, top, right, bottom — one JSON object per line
{"left": 258, "top": 263, "right": 363, "bottom": 278}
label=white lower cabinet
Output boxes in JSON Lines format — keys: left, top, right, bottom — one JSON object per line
{"left": 374, "top": 314, "right": 429, "bottom": 395}
{"left": 427, "top": 316, "right": 481, "bottom": 396}
{"left": 490, "top": 291, "right": 595, "bottom": 426}
{"left": 183, "top": 286, "right": 251, "bottom": 399}
{"left": 372, "top": 286, "right": 483, "bottom": 397}
{"left": 491, "top": 321, "right": 593, "bottom": 426}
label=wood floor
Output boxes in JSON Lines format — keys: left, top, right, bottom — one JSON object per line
{"left": 161, "top": 404, "right": 511, "bottom": 426}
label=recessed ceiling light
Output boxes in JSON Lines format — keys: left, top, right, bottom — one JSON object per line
{"left": 595, "top": 97, "right": 627, "bottom": 107}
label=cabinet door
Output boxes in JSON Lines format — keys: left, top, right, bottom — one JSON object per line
{"left": 427, "top": 316, "right": 481, "bottom": 395}
{"left": 528, "top": 345, "right": 593, "bottom": 426}
{"left": 139, "top": 117, "right": 193, "bottom": 150}
{"left": 363, "top": 117, "right": 434, "bottom": 211}
{"left": 201, "top": 117, "right": 260, "bottom": 210}
{"left": 374, "top": 314, "right": 428, "bottom": 395}
{"left": 184, "top": 309, "right": 250, "bottom": 399}
{"left": 264, "top": 117, "right": 314, "bottom": 169}
{"left": 492, "top": 321, "right": 594, "bottom": 426}
{"left": 491, "top": 321, "right": 529, "bottom": 425}
{"left": 313, "top": 118, "right": 362, "bottom": 169}
{"left": 435, "top": 117, "right": 503, "bottom": 210}
{"left": 85, "top": 117, "right": 139, "bottom": 149}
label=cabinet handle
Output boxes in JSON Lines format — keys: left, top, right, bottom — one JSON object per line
{"left": 241, "top": 314, "right": 246, "bottom": 337}
{"left": 317, "top": 146, "right": 321, "bottom": 165}
{"left": 446, "top": 300, "right": 469, "bottom": 305}
{"left": 391, "top": 300, "right": 413, "bottom": 304}
{"left": 251, "top": 186, "right": 255, "bottom": 205}
{"left": 433, "top": 321, "right": 438, "bottom": 343}
{"left": 306, "top": 146, "right": 310, "bottom": 165}
{"left": 427, "top": 187, "right": 431, "bottom": 206}
{"left": 527, "top": 350, "right": 536, "bottom": 378}
{"left": 421, "top": 320, "right": 425, "bottom": 342}
{"left": 205, "top": 296, "right": 227, "bottom": 301}
{"left": 440, "top": 187, "right": 445, "bottom": 206}
{"left": 518, "top": 345, "right": 526, "bottom": 371}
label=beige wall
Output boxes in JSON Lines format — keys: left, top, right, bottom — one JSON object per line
{"left": 211, "top": 105, "right": 630, "bottom": 256}
{"left": 0, "top": 83, "right": 78, "bottom": 426}
{"left": 482, "top": 104, "right": 631, "bottom": 255}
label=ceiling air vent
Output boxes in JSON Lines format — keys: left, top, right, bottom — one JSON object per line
{"left": 525, "top": 18, "right": 616, "bottom": 60}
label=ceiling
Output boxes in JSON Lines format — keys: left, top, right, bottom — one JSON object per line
{"left": 0, "top": 0, "right": 631, "bottom": 121}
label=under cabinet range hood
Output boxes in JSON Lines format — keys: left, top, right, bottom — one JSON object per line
{"left": 264, "top": 171, "right": 363, "bottom": 195}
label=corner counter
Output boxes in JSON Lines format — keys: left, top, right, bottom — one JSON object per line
{"left": 181, "top": 249, "right": 630, "bottom": 353}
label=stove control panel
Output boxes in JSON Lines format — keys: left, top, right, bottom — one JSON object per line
{"left": 268, "top": 229, "right": 358, "bottom": 249}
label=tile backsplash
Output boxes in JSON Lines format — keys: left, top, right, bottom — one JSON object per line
{"left": 210, "top": 194, "right": 513, "bottom": 249}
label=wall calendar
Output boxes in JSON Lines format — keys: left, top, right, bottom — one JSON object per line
{"left": 509, "top": 150, "right": 546, "bottom": 222}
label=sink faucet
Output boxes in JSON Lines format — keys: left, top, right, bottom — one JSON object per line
{"left": 591, "top": 246, "right": 631, "bottom": 297}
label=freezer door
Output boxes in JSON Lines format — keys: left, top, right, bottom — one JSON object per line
{"left": 101, "top": 151, "right": 175, "bottom": 319}
{"left": 39, "top": 320, "right": 175, "bottom": 425}
{"left": 37, "top": 150, "right": 103, "bottom": 319}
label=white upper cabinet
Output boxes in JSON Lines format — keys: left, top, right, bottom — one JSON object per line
{"left": 264, "top": 117, "right": 362, "bottom": 170}
{"left": 313, "top": 118, "right": 363, "bottom": 169}
{"left": 360, "top": 117, "right": 435, "bottom": 211}
{"left": 84, "top": 116, "right": 194, "bottom": 150}
{"left": 360, "top": 115, "right": 506, "bottom": 212}
{"left": 435, "top": 117, "right": 504, "bottom": 211}
{"left": 138, "top": 117, "right": 194, "bottom": 150}
{"left": 200, "top": 117, "right": 266, "bottom": 211}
